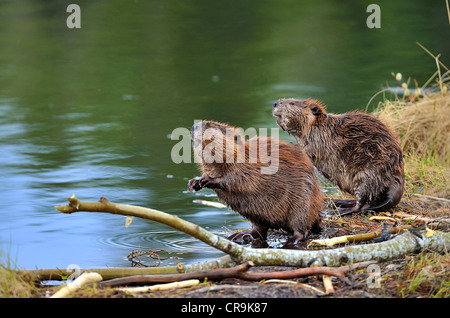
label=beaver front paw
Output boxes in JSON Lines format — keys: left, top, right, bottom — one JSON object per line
{"left": 188, "top": 178, "right": 202, "bottom": 192}
{"left": 187, "top": 176, "right": 214, "bottom": 192}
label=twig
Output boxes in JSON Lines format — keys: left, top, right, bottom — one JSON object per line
{"left": 411, "top": 193, "right": 450, "bottom": 203}
{"left": 193, "top": 199, "right": 227, "bottom": 208}
{"left": 309, "top": 225, "right": 410, "bottom": 247}
{"left": 99, "top": 261, "right": 254, "bottom": 287}
{"left": 436, "top": 54, "right": 444, "bottom": 95}
{"left": 446, "top": 0, "right": 450, "bottom": 26}
{"left": 184, "top": 284, "right": 259, "bottom": 295}
{"left": 322, "top": 275, "right": 334, "bottom": 294}
{"left": 263, "top": 280, "right": 325, "bottom": 295}
{"left": 416, "top": 42, "right": 450, "bottom": 73}
{"left": 126, "top": 249, "right": 173, "bottom": 267}
{"left": 369, "top": 216, "right": 396, "bottom": 222}
{"left": 323, "top": 218, "right": 383, "bottom": 229}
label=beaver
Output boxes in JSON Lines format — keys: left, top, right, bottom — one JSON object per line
{"left": 272, "top": 98, "right": 404, "bottom": 215}
{"left": 187, "top": 120, "right": 323, "bottom": 247}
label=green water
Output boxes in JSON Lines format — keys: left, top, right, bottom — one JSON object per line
{"left": 0, "top": 0, "right": 449, "bottom": 269}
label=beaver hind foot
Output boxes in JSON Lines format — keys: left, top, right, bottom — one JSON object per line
{"left": 227, "top": 229, "right": 269, "bottom": 248}
{"left": 329, "top": 199, "right": 357, "bottom": 208}
{"left": 330, "top": 180, "right": 403, "bottom": 216}
{"left": 332, "top": 197, "right": 395, "bottom": 216}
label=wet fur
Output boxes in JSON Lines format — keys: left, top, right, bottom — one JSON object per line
{"left": 188, "top": 120, "right": 323, "bottom": 246}
{"left": 273, "top": 99, "right": 404, "bottom": 215}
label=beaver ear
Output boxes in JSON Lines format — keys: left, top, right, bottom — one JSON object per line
{"left": 309, "top": 104, "right": 324, "bottom": 116}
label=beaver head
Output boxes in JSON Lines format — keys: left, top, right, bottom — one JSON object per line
{"left": 272, "top": 98, "right": 327, "bottom": 138}
{"left": 191, "top": 120, "right": 245, "bottom": 164}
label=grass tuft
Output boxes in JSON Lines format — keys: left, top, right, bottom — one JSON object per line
{"left": 372, "top": 57, "right": 450, "bottom": 198}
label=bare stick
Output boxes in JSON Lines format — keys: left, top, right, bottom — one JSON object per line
{"left": 56, "top": 195, "right": 243, "bottom": 258}
{"left": 322, "top": 275, "right": 334, "bottom": 294}
{"left": 118, "top": 279, "right": 200, "bottom": 295}
{"left": 416, "top": 42, "right": 450, "bottom": 73}
{"left": 411, "top": 193, "right": 450, "bottom": 203}
{"left": 52, "top": 195, "right": 450, "bottom": 271}
{"left": 446, "top": 0, "right": 450, "bottom": 26}
{"left": 99, "top": 261, "right": 254, "bottom": 287}
{"left": 50, "top": 272, "right": 102, "bottom": 298}
{"left": 309, "top": 225, "right": 410, "bottom": 248}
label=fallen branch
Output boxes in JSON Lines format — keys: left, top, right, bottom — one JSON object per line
{"left": 20, "top": 255, "right": 236, "bottom": 281}
{"left": 100, "top": 261, "right": 253, "bottom": 287}
{"left": 99, "top": 260, "right": 375, "bottom": 287}
{"left": 51, "top": 195, "right": 450, "bottom": 270}
{"left": 55, "top": 195, "right": 243, "bottom": 263}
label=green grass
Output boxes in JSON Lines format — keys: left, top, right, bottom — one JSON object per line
{"left": 396, "top": 252, "right": 450, "bottom": 298}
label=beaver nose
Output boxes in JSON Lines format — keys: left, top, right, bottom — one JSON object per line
{"left": 273, "top": 101, "right": 278, "bottom": 109}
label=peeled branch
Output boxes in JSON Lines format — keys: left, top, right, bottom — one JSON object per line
{"left": 309, "top": 225, "right": 411, "bottom": 248}
{"left": 118, "top": 279, "right": 200, "bottom": 295}
{"left": 52, "top": 196, "right": 450, "bottom": 273}
{"left": 50, "top": 272, "right": 102, "bottom": 298}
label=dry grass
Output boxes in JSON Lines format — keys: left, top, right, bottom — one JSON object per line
{"left": 373, "top": 63, "right": 450, "bottom": 198}
{"left": 376, "top": 94, "right": 450, "bottom": 164}
{"left": 0, "top": 266, "right": 39, "bottom": 298}
{"left": 391, "top": 252, "right": 450, "bottom": 298}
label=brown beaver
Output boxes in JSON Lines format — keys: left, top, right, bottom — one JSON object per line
{"left": 272, "top": 98, "right": 404, "bottom": 215}
{"left": 187, "top": 120, "right": 323, "bottom": 247}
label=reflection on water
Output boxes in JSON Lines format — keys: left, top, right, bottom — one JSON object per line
{"left": 0, "top": 1, "right": 449, "bottom": 269}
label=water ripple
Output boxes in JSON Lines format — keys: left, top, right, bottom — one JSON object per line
{"left": 97, "top": 230, "right": 221, "bottom": 254}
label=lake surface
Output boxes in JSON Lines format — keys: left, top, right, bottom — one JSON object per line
{"left": 1, "top": 0, "right": 449, "bottom": 270}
